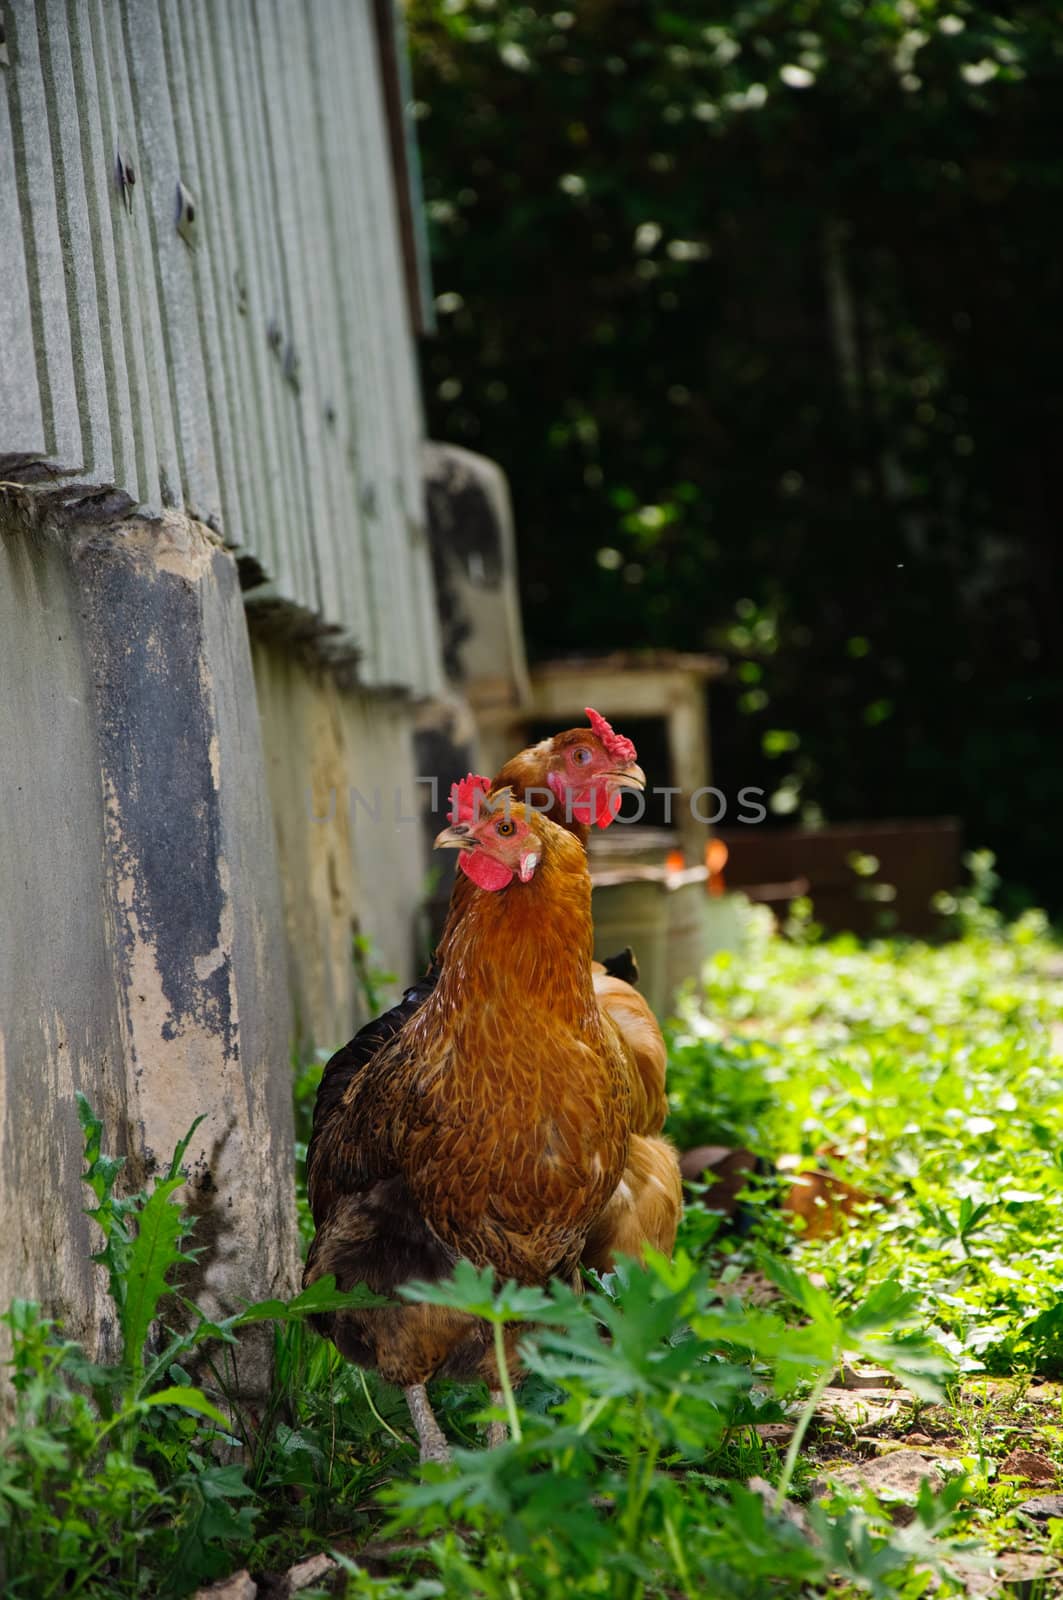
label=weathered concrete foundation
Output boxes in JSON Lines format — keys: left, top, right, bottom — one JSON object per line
{"left": 0, "top": 501, "right": 298, "bottom": 1378}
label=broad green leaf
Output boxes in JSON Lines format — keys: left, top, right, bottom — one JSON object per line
{"left": 400, "top": 1260, "right": 570, "bottom": 1324}
{"left": 235, "top": 1274, "right": 390, "bottom": 1324}
{"left": 137, "top": 1385, "right": 230, "bottom": 1429}
{"left": 121, "top": 1176, "right": 197, "bottom": 1374}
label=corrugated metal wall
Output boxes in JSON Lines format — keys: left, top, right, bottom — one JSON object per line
{"left": 0, "top": 0, "right": 442, "bottom": 697}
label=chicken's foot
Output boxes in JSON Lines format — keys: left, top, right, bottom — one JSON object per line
{"left": 405, "top": 1383, "right": 451, "bottom": 1466}
{"left": 486, "top": 1388, "right": 508, "bottom": 1449}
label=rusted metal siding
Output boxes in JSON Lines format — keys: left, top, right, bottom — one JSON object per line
{"left": 0, "top": 0, "right": 441, "bottom": 697}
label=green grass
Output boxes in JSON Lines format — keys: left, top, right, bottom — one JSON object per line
{"left": 670, "top": 901, "right": 1063, "bottom": 1376}
{"left": 3, "top": 898, "right": 1062, "bottom": 1596}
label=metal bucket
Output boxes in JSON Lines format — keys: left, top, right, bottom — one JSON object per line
{"left": 591, "top": 865, "right": 740, "bottom": 1017}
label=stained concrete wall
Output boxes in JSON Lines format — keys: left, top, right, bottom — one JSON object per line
{"left": 0, "top": 500, "right": 298, "bottom": 1374}
{"left": 251, "top": 636, "right": 429, "bottom": 1053}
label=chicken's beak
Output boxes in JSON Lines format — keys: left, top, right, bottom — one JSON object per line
{"left": 434, "top": 822, "right": 475, "bottom": 851}
{"left": 605, "top": 760, "right": 647, "bottom": 795}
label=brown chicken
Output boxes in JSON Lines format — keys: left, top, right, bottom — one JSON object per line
{"left": 306, "top": 791, "right": 658, "bottom": 1461}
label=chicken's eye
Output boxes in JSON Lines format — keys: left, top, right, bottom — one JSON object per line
{"left": 496, "top": 819, "right": 515, "bottom": 837}
{"left": 572, "top": 747, "right": 592, "bottom": 766}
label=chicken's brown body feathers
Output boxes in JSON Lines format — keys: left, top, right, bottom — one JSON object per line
{"left": 582, "top": 1133, "right": 684, "bottom": 1273}
{"left": 591, "top": 973, "right": 668, "bottom": 1136}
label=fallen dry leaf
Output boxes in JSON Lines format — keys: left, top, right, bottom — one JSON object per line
{"left": 780, "top": 1169, "right": 879, "bottom": 1240}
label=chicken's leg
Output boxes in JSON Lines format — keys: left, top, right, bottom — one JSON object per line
{"left": 486, "top": 1388, "right": 507, "bottom": 1449}
{"left": 405, "top": 1383, "right": 451, "bottom": 1465}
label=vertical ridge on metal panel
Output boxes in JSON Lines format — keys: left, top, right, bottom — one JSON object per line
{"left": 7, "top": 0, "right": 83, "bottom": 473}
{"left": 0, "top": 37, "right": 47, "bottom": 459}
{"left": 160, "top": 0, "right": 242, "bottom": 553}
{"left": 235, "top": 0, "right": 314, "bottom": 606}
{"left": 357, "top": 0, "right": 436, "bottom": 693}
{"left": 98, "top": 0, "right": 182, "bottom": 509}
{"left": 275, "top": 0, "right": 357, "bottom": 650}
{"left": 341, "top": 0, "right": 402, "bottom": 687}
{"left": 179, "top": 0, "right": 263, "bottom": 558}
{"left": 203, "top": 0, "right": 287, "bottom": 588}
{"left": 70, "top": 0, "right": 156, "bottom": 511}
{"left": 38, "top": 0, "right": 119, "bottom": 489}
{"left": 311, "top": 0, "right": 379, "bottom": 680}
{"left": 257, "top": 0, "right": 333, "bottom": 629}
{"left": 121, "top": 0, "right": 221, "bottom": 527}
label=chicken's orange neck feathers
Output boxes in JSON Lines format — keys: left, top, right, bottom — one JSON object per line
{"left": 432, "top": 825, "right": 597, "bottom": 1028}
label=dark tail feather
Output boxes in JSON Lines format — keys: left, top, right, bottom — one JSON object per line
{"left": 600, "top": 946, "right": 639, "bottom": 986}
{"left": 308, "top": 964, "right": 440, "bottom": 1137}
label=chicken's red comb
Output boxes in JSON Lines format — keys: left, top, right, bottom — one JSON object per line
{"left": 585, "top": 707, "right": 637, "bottom": 765}
{"left": 448, "top": 772, "right": 492, "bottom": 825}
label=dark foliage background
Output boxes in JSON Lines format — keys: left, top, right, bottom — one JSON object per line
{"left": 408, "top": 1, "right": 1063, "bottom": 910}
